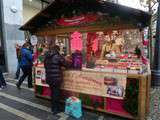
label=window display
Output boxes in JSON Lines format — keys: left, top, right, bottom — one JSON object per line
{"left": 34, "top": 29, "right": 148, "bottom": 75}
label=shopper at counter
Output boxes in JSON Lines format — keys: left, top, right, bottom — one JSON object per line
{"left": 44, "top": 45, "right": 68, "bottom": 115}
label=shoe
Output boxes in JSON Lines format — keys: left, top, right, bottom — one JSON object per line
{"left": 14, "top": 77, "right": 18, "bottom": 79}
{"left": 1, "top": 85, "right": 7, "bottom": 89}
{"left": 0, "top": 87, "right": 2, "bottom": 90}
{"left": 16, "top": 83, "right": 21, "bottom": 89}
{"left": 28, "top": 85, "right": 33, "bottom": 88}
{"left": 52, "top": 110, "right": 59, "bottom": 115}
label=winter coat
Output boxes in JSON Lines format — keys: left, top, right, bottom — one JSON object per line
{"left": 20, "top": 48, "right": 33, "bottom": 67}
{"left": 44, "top": 50, "right": 67, "bottom": 86}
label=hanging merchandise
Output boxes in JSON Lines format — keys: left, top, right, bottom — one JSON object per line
{"left": 71, "top": 31, "right": 83, "bottom": 51}
{"left": 86, "top": 33, "right": 97, "bottom": 61}
{"left": 92, "top": 38, "right": 98, "bottom": 52}
{"left": 143, "top": 29, "right": 149, "bottom": 46}
{"left": 141, "top": 28, "right": 149, "bottom": 64}
{"left": 141, "top": 55, "right": 148, "bottom": 65}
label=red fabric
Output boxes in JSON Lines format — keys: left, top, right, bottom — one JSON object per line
{"left": 86, "top": 33, "right": 97, "bottom": 61}
{"left": 92, "top": 38, "right": 98, "bottom": 52}
{"left": 42, "top": 87, "right": 51, "bottom": 97}
{"left": 57, "top": 14, "right": 98, "bottom": 26}
{"left": 33, "top": 51, "right": 38, "bottom": 66}
{"left": 106, "top": 98, "right": 130, "bottom": 115}
{"left": 71, "top": 31, "right": 83, "bottom": 51}
{"left": 91, "top": 95, "right": 103, "bottom": 103}
{"left": 141, "top": 56, "right": 148, "bottom": 64}
{"left": 143, "top": 40, "right": 149, "bottom": 46}
{"left": 142, "top": 30, "right": 149, "bottom": 46}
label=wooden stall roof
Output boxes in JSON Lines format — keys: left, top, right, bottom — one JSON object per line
{"left": 20, "top": 0, "right": 151, "bottom": 31}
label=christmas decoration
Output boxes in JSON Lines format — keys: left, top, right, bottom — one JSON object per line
{"left": 123, "top": 79, "right": 139, "bottom": 116}
{"left": 71, "top": 31, "right": 83, "bottom": 51}
{"left": 143, "top": 29, "right": 149, "bottom": 46}
{"left": 57, "top": 13, "right": 99, "bottom": 26}
{"left": 86, "top": 33, "right": 97, "bottom": 61}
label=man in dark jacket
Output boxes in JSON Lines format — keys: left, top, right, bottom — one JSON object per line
{"left": 16, "top": 43, "right": 33, "bottom": 89}
{"left": 44, "top": 45, "right": 67, "bottom": 114}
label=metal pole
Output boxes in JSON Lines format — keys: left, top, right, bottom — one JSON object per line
{"left": 0, "top": 0, "right": 8, "bottom": 72}
{"left": 151, "top": 0, "right": 160, "bottom": 87}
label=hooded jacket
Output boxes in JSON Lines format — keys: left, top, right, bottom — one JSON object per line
{"left": 20, "top": 48, "right": 33, "bottom": 67}
{"left": 44, "top": 50, "right": 67, "bottom": 86}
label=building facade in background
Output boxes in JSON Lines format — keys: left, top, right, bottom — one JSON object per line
{"left": 0, "top": 0, "right": 44, "bottom": 73}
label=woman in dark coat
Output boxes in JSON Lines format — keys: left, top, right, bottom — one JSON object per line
{"left": 44, "top": 45, "right": 67, "bottom": 114}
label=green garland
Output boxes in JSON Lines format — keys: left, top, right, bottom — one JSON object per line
{"left": 123, "top": 79, "right": 139, "bottom": 116}
{"left": 36, "top": 85, "right": 43, "bottom": 95}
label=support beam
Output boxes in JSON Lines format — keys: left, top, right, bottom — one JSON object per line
{"left": 40, "top": 0, "right": 50, "bottom": 4}
{"left": 151, "top": 0, "right": 160, "bottom": 87}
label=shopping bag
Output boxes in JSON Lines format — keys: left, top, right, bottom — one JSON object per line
{"left": 65, "top": 96, "right": 82, "bottom": 119}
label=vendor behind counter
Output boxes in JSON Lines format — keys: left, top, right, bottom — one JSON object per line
{"left": 100, "top": 35, "right": 122, "bottom": 60}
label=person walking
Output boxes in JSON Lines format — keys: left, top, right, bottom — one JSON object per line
{"left": 16, "top": 43, "right": 33, "bottom": 89}
{"left": 14, "top": 43, "right": 21, "bottom": 79}
{"left": 0, "top": 67, "right": 7, "bottom": 90}
{"left": 44, "top": 45, "right": 67, "bottom": 114}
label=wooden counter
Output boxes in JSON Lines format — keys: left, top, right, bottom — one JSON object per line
{"left": 34, "top": 67, "right": 150, "bottom": 120}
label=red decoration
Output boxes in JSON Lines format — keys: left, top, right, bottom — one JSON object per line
{"left": 42, "top": 87, "right": 51, "bottom": 97}
{"left": 92, "top": 38, "right": 98, "bottom": 52}
{"left": 86, "top": 33, "right": 97, "bottom": 61}
{"left": 70, "top": 31, "right": 83, "bottom": 51}
{"left": 33, "top": 47, "right": 39, "bottom": 66}
{"left": 106, "top": 98, "right": 131, "bottom": 116}
{"left": 141, "top": 56, "right": 148, "bottom": 65}
{"left": 57, "top": 14, "right": 99, "bottom": 26}
{"left": 142, "top": 30, "right": 149, "bottom": 46}
{"left": 143, "top": 40, "right": 149, "bottom": 46}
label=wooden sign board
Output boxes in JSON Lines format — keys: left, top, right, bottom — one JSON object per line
{"left": 35, "top": 67, "right": 127, "bottom": 99}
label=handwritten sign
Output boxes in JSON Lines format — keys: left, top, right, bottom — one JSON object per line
{"left": 62, "top": 71, "right": 104, "bottom": 96}
{"left": 62, "top": 71, "right": 127, "bottom": 99}
{"left": 35, "top": 67, "right": 127, "bottom": 99}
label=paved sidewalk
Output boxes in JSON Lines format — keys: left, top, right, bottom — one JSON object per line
{"left": 148, "top": 88, "right": 160, "bottom": 120}
{"left": 1, "top": 73, "right": 127, "bottom": 120}
{"left": 5, "top": 73, "right": 160, "bottom": 120}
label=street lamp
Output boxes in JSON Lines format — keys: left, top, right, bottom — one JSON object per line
{"left": 151, "top": 0, "right": 160, "bottom": 87}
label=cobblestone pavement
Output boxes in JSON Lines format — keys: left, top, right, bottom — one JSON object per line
{"left": 0, "top": 75, "right": 128, "bottom": 120}
{"left": 147, "top": 88, "right": 160, "bottom": 120}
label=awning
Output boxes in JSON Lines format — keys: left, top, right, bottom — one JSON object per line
{"left": 20, "top": 0, "right": 151, "bottom": 31}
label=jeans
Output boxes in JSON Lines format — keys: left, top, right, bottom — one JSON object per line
{"left": 15, "top": 61, "right": 20, "bottom": 79}
{"left": 0, "top": 68, "right": 6, "bottom": 87}
{"left": 50, "top": 84, "right": 61, "bottom": 112}
{"left": 17, "top": 66, "right": 32, "bottom": 87}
